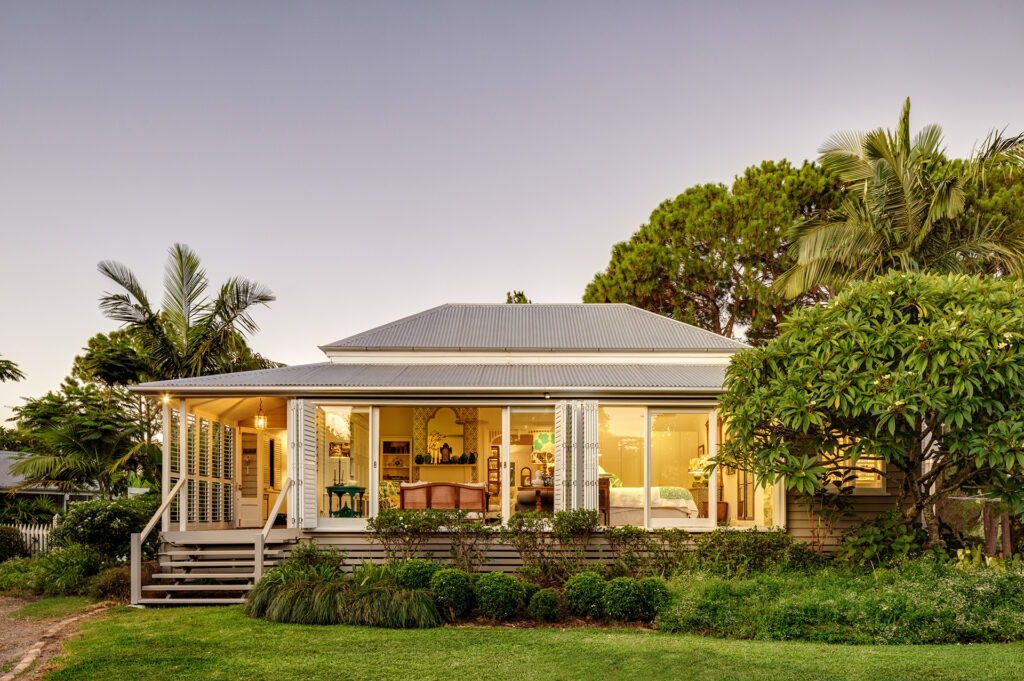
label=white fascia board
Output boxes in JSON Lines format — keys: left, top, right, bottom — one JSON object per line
{"left": 130, "top": 384, "right": 726, "bottom": 396}
{"left": 322, "top": 349, "right": 739, "bottom": 365}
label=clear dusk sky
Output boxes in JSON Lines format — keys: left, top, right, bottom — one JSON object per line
{"left": 2, "top": 0, "right": 1024, "bottom": 422}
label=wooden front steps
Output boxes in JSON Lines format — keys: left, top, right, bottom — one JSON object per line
{"left": 141, "top": 529, "right": 300, "bottom": 606}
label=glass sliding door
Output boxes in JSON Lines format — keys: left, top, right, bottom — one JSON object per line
{"left": 316, "top": 406, "right": 372, "bottom": 526}
{"left": 649, "top": 410, "right": 716, "bottom": 527}
{"left": 509, "top": 408, "right": 556, "bottom": 517}
{"left": 598, "top": 406, "right": 646, "bottom": 526}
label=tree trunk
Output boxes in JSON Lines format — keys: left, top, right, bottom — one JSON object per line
{"left": 921, "top": 501, "right": 943, "bottom": 548}
{"left": 983, "top": 503, "right": 999, "bottom": 555}
{"left": 1000, "top": 513, "right": 1013, "bottom": 557}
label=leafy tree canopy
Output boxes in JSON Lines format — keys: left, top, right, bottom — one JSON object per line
{"left": 505, "top": 290, "right": 532, "bottom": 304}
{"left": 584, "top": 160, "right": 841, "bottom": 344}
{"left": 717, "top": 272, "right": 1024, "bottom": 546}
{"left": 98, "top": 243, "right": 278, "bottom": 380}
{"left": 778, "top": 98, "right": 1024, "bottom": 297}
{"left": 0, "top": 355, "right": 24, "bottom": 382}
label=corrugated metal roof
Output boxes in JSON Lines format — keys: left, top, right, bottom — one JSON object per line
{"left": 133, "top": 362, "right": 729, "bottom": 392}
{"left": 323, "top": 304, "right": 747, "bottom": 351}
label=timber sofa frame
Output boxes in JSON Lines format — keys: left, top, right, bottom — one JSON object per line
{"left": 399, "top": 482, "right": 488, "bottom": 512}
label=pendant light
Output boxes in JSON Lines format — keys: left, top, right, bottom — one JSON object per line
{"left": 255, "top": 399, "right": 267, "bottom": 430}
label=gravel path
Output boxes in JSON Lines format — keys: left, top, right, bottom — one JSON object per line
{"left": 0, "top": 595, "right": 108, "bottom": 681}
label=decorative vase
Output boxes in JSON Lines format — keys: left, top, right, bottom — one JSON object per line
{"left": 459, "top": 453, "right": 468, "bottom": 464}
{"left": 415, "top": 454, "right": 424, "bottom": 464}
{"left": 468, "top": 452, "right": 477, "bottom": 464}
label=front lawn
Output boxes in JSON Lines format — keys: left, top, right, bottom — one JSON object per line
{"left": 47, "top": 606, "right": 1024, "bottom": 681}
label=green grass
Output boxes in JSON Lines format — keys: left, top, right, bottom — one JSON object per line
{"left": 14, "top": 596, "right": 96, "bottom": 620}
{"left": 46, "top": 606, "right": 1024, "bottom": 681}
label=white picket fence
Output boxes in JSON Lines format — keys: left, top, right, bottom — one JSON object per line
{"left": 3, "top": 523, "right": 54, "bottom": 557}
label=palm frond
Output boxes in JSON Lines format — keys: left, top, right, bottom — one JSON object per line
{"left": 98, "top": 260, "right": 154, "bottom": 324}
{"left": 0, "top": 356, "right": 25, "bottom": 382}
{"left": 161, "top": 243, "right": 209, "bottom": 346}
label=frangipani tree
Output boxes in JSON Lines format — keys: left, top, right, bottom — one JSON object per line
{"left": 717, "top": 272, "right": 1024, "bottom": 547}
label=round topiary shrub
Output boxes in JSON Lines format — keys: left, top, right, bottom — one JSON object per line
{"left": 636, "top": 577, "right": 670, "bottom": 621}
{"left": 521, "top": 580, "right": 540, "bottom": 607}
{"left": 0, "top": 526, "right": 28, "bottom": 563}
{"left": 50, "top": 495, "right": 160, "bottom": 558}
{"left": 396, "top": 559, "right": 443, "bottom": 590}
{"left": 430, "top": 567, "right": 474, "bottom": 621}
{"left": 527, "top": 587, "right": 560, "bottom": 622}
{"left": 563, "top": 571, "right": 605, "bottom": 618}
{"left": 474, "top": 571, "right": 524, "bottom": 621}
{"left": 602, "top": 576, "right": 644, "bottom": 621}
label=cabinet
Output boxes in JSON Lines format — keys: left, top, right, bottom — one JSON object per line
{"left": 381, "top": 440, "right": 411, "bottom": 482}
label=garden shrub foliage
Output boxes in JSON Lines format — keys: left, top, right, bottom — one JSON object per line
{"left": 0, "top": 526, "right": 28, "bottom": 562}
{"left": 366, "top": 509, "right": 449, "bottom": 562}
{"left": 604, "top": 526, "right": 691, "bottom": 578}
{"left": 636, "top": 577, "right": 671, "bottom": 621}
{"left": 430, "top": 568, "right": 474, "bottom": 621}
{"left": 474, "top": 571, "right": 524, "bottom": 621}
{"left": 834, "top": 510, "right": 926, "bottom": 567}
{"left": 527, "top": 588, "right": 560, "bottom": 622}
{"left": 396, "top": 559, "right": 443, "bottom": 591}
{"left": 563, "top": 571, "right": 605, "bottom": 618}
{"left": 51, "top": 494, "right": 161, "bottom": 559}
{"left": 657, "top": 559, "right": 1024, "bottom": 644}
{"left": 602, "top": 577, "right": 644, "bottom": 621}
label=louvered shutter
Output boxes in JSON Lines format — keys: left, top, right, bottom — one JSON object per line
{"left": 288, "top": 399, "right": 318, "bottom": 529}
{"left": 582, "top": 400, "right": 599, "bottom": 511}
{"left": 553, "top": 401, "right": 566, "bottom": 512}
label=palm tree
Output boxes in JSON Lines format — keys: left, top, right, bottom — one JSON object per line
{"left": 0, "top": 355, "right": 24, "bottom": 382}
{"left": 98, "top": 244, "right": 277, "bottom": 380}
{"left": 777, "top": 98, "right": 1024, "bottom": 297}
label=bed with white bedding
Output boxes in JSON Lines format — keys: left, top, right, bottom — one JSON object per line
{"left": 607, "top": 486, "right": 698, "bottom": 525}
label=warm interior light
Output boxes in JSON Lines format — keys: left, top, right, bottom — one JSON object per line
{"left": 255, "top": 399, "right": 267, "bottom": 429}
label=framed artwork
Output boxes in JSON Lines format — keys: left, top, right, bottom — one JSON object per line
{"left": 697, "top": 445, "right": 705, "bottom": 458}
{"left": 488, "top": 457, "right": 499, "bottom": 471}
{"left": 520, "top": 467, "right": 532, "bottom": 487}
{"left": 329, "top": 441, "right": 351, "bottom": 458}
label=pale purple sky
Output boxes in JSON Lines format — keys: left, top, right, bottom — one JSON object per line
{"left": 3, "top": 0, "right": 1024, "bottom": 422}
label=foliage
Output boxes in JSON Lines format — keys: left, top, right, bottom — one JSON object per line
{"left": 429, "top": 567, "right": 474, "bottom": 621}
{"left": 586, "top": 159, "right": 841, "bottom": 344}
{"left": 17, "top": 545, "right": 107, "bottom": 596}
{"left": 792, "top": 468, "right": 855, "bottom": 551}
{"left": 563, "top": 571, "right": 605, "bottom": 618}
{"left": 636, "top": 577, "right": 671, "bottom": 621}
{"left": 395, "top": 559, "right": 443, "bottom": 591}
{"left": 474, "top": 571, "right": 524, "bottom": 621}
{"left": 0, "top": 556, "right": 33, "bottom": 591}
{"left": 503, "top": 511, "right": 553, "bottom": 582}
{"left": 550, "top": 508, "right": 599, "bottom": 577}
{"left": 88, "top": 565, "right": 132, "bottom": 602}
{"left": 0, "top": 526, "right": 28, "bottom": 562}
{"left": 0, "top": 495, "right": 58, "bottom": 524}
{"left": 286, "top": 540, "right": 345, "bottom": 571}
{"left": 343, "top": 583, "right": 442, "bottom": 629}
{"left": 367, "top": 509, "right": 449, "bottom": 562}
{"left": 718, "top": 271, "right": 1024, "bottom": 546}
{"left": 834, "top": 510, "right": 926, "bottom": 567}
{"left": 955, "top": 545, "right": 1024, "bottom": 572}
{"left": 51, "top": 494, "right": 161, "bottom": 559}
{"left": 97, "top": 243, "right": 277, "bottom": 380}
{"left": 10, "top": 377, "right": 153, "bottom": 496}
{"left": 689, "top": 529, "right": 794, "bottom": 577}
{"left": 779, "top": 98, "right": 1024, "bottom": 297}
{"left": 0, "top": 354, "right": 25, "bottom": 382}
{"left": 526, "top": 587, "right": 560, "bottom": 622}
{"left": 446, "top": 511, "right": 496, "bottom": 573}
{"left": 505, "top": 291, "right": 531, "bottom": 304}
{"left": 657, "top": 558, "right": 1024, "bottom": 644}
{"left": 604, "top": 526, "right": 691, "bottom": 578}
{"left": 602, "top": 576, "right": 644, "bottom": 621}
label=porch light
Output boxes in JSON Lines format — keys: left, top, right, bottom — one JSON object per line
{"left": 161, "top": 394, "right": 170, "bottom": 404}
{"left": 544, "top": 392, "right": 551, "bottom": 399}
{"left": 255, "top": 399, "right": 267, "bottom": 430}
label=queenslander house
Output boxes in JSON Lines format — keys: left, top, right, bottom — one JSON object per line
{"left": 128, "top": 303, "right": 890, "bottom": 605}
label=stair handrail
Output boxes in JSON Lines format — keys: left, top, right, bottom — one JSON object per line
{"left": 255, "top": 476, "right": 292, "bottom": 580}
{"left": 261, "top": 475, "right": 292, "bottom": 542}
{"left": 131, "top": 475, "right": 187, "bottom": 606}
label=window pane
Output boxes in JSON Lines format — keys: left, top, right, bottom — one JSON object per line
{"left": 317, "top": 406, "right": 371, "bottom": 519}
{"left": 510, "top": 409, "right": 555, "bottom": 516}
{"left": 650, "top": 412, "right": 707, "bottom": 520}
{"left": 599, "top": 406, "right": 646, "bottom": 526}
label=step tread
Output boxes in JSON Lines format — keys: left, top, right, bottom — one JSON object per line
{"left": 161, "top": 550, "right": 285, "bottom": 557}
{"left": 143, "top": 584, "right": 253, "bottom": 592}
{"left": 153, "top": 573, "right": 256, "bottom": 580}
{"left": 138, "top": 598, "right": 247, "bottom": 606}
{"left": 160, "top": 561, "right": 258, "bottom": 568}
